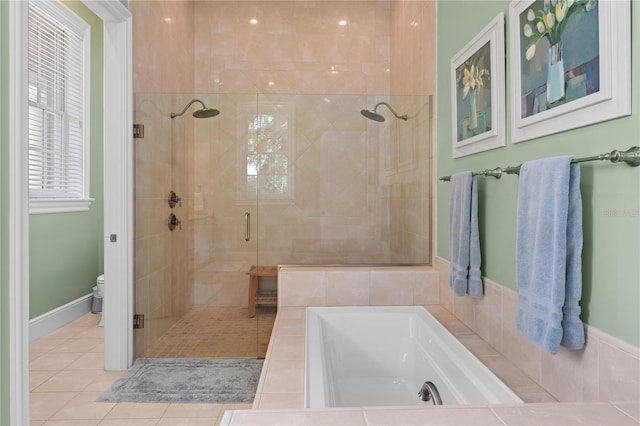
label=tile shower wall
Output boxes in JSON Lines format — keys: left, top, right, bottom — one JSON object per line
{"left": 388, "top": 1, "right": 436, "bottom": 263}
{"left": 433, "top": 256, "right": 640, "bottom": 404}
{"left": 391, "top": 1, "right": 436, "bottom": 97}
{"left": 193, "top": 1, "right": 392, "bottom": 95}
{"left": 131, "top": 1, "right": 437, "bottom": 316}
{"left": 133, "top": 94, "right": 195, "bottom": 358}
{"left": 131, "top": 1, "right": 195, "bottom": 357}
{"left": 189, "top": 94, "right": 433, "bottom": 307}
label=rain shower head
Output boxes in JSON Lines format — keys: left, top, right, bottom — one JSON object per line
{"left": 171, "top": 99, "right": 220, "bottom": 119}
{"left": 360, "top": 102, "right": 408, "bottom": 122}
{"left": 360, "top": 109, "right": 385, "bottom": 122}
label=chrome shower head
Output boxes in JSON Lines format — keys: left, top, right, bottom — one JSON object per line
{"left": 192, "top": 107, "right": 219, "bottom": 119}
{"left": 360, "top": 109, "right": 386, "bottom": 122}
{"left": 171, "top": 99, "right": 220, "bottom": 119}
{"left": 360, "top": 102, "right": 408, "bottom": 122}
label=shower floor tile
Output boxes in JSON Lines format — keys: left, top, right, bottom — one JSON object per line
{"left": 143, "top": 306, "right": 277, "bottom": 359}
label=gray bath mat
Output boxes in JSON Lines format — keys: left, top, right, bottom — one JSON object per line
{"left": 97, "top": 358, "right": 264, "bottom": 403}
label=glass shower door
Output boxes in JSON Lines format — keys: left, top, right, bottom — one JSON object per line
{"left": 188, "top": 93, "right": 261, "bottom": 358}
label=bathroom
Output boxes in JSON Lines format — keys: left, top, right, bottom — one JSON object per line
{"left": 131, "top": 0, "right": 640, "bottom": 413}
{"left": 130, "top": 0, "right": 434, "bottom": 359}
{"left": 1, "top": 0, "right": 639, "bottom": 424}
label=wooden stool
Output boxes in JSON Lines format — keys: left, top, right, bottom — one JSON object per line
{"left": 246, "top": 266, "right": 278, "bottom": 318}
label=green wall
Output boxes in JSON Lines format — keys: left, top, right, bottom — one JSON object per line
{"left": 29, "top": 1, "right": 104, "bottom": 318}
{"left": 1, "top": 0, "right": 9, "bottom": 422}
{"left": 437, "top": 0, "right": 640, "bottom": 347}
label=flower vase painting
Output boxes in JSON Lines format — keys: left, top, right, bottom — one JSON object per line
{"left": 518, "top": 0, "right": 599, "bottom": 118}
{"left": 456, "top": 43, "right": 491, "bottom": 142}
{"left": 509, "top": 0, "right": 630, "bottom": 143}
{"left": 450, "top": 13, "right": 505, "bottom": 158}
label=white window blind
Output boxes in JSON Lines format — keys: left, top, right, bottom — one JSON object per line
{"left": 28, "top": 0, "right": 91, "bottom": 213}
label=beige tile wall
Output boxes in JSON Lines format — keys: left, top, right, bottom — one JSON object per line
{"left": 433, "top": 256, "right": 640, "bottom": 404}
{"left": 131, "top": 1, "right": 195, "bottom": 93}
{"left": 130, "top": 1, "right": 437, "bottom": 317}
{"left": 133, "top": 93, "right": 195, "bottom": 358}
{"left": 390, "top": 0, "right": 437, "bottom": 97}
{"left": 278, "top": 265, "right": 440, "bottom": 307}
{"left": 193, "top": 1, "right": 392, "bottom": 95}
{"left": 131, "top": 1, "right": 196, "bottom": 356}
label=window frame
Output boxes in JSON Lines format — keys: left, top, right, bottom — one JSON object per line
{"left": 27, "top": 0, "right": 92, "bottom": 214}
{"left": 236, "top": 101, "right": 295, "bottom": 204}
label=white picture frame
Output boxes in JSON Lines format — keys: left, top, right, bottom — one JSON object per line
{"left": 450, "top": 13, "right": 506, "bottom": 158}
{"left": 509, "top": 0, "right": 631, "bottom": 143}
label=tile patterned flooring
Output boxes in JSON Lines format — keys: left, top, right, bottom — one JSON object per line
{"left": 29, "top": 307, "right": 275, "bottom": 425}
{"left": 144, "top": 306, "right": 277, "bottom": 359}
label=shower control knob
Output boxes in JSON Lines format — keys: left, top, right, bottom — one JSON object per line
{"left": 168, "top": 213, "right": 182, "bottom": 231}
{"left": 168, "top": 190, "right": 182, "bottom": 208}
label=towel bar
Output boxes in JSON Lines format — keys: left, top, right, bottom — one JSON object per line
{"left": 439, "top": 146, "right": 640, "bottom": 182}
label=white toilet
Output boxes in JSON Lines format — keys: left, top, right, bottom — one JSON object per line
{"left": 96, "top": 274, "right": 105, "bottom": 327}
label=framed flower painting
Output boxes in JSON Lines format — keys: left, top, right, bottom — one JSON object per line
{"left": 509, "top": 0, "right": 630, "bottom": 143}
{"left": 450, "top": 13, "right": 506, "bottom": 158}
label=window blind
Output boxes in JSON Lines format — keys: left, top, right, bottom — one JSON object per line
{"left": 28, "top": 1, "right": 85, "bottom": 200}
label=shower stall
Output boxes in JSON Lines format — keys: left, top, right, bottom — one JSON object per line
{"left": 133, "top": 92, "right": 432, "bottom": 358}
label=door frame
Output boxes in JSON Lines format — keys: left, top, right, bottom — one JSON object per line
{"left": 7, "top": 1, "right": 133, "bottom": 424}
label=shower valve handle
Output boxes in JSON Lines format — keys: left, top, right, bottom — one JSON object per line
{"left": 168, "top": 213, "right": 182, "bottom": 231}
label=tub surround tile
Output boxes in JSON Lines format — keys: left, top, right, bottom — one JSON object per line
{"left": 279, "top": 266, "right": 441, "bottom": 307}
{"left": 238, "top": 263, "right": 640, "bottom": 424}
{"left": 279, "top": 271, "right": 326, "bottom": 307}
{"left": 326, "top": 286, "right": 370, "bottom": 306}
{"left": 364, "top": 406, "right": 505, "bottom": 426}
{"left": 369, "top": 280, "right": 413, "bottom": 305}
{"left": 598, "top": 340, "right": 640, "bottom": 403}
{"left": 458, "top": 335, "right": 501, "bottom": 358}
{"left": 223, "top": 408, "right": 367, "bottom": 426}
{"left": 434, "top": 256, "right": 640, "bottom": 405}
{"left": 473, "top": 279, "right": 504, "bottom": 353}
{"left": 500, "top": 290, "right": 542, "bottom": 384}
{"left": 540, "top": 339, "right": 598, "bottom": 402}
{"left": 491, "top": 403, "right": 639, "bottom": 425}
{"left": 255, "top": 392, "right": 305, "bottom": 409}
{"left": 261, "top": 359, "right": 305, "bottom": 394}
{"left": 615, "top": 402, "right": 640, "bottom": 422}
{"left": 412, "top": 270, "right": 440, "bottom": 305}
{"left": 268, "top": 335, "right": 305, "bottom": 360}
{"left": 435, "top": 257, "right": 454, "bottom": 312}
{"left": 477, "top": 355, "right": 541, "bottom": 391}
{"left": 273, "top": 318, "right": 306, "bottom": 336}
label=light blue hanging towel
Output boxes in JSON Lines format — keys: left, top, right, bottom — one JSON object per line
{"left": 516, "top": 156, "right": 585, "bottom": 354}
{"left": 449, "top": 171, "right": 483, "bottom": 298}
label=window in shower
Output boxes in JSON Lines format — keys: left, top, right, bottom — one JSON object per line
{"left": 237, "top": 102, "right": 294, "bottom": 202}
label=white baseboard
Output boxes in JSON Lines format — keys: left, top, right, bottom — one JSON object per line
{"left": 29, "top": 293, "right": 93, "bottom": 341}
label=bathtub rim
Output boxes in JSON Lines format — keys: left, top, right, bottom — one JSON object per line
{"left": 304, "top": 305, "right": 523, "bottom": 408}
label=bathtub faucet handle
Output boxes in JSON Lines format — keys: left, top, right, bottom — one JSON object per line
{"left": 418, "top": 381, "right": 443, "bottom": 405}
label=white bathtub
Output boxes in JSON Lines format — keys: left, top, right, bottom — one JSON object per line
{"left": 305, "top": 306, "right": 522, "bottom": 408}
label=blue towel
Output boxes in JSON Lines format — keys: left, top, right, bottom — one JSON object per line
{"left": 449, "top": 172, "right": 483, "bottom": 298}
{"left": 516, "top": 157, "right": 585, "bottom": 353}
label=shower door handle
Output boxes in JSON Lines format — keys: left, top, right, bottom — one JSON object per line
{"left": 244, "top": 212, "right": 250, "bottom": 242}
